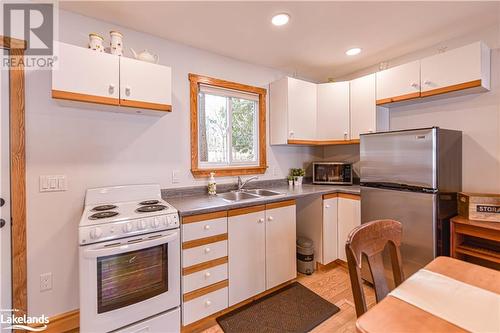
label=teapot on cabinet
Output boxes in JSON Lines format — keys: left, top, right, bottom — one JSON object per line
{"left": 130, "top": 48, "right": 159, "bottom": 63}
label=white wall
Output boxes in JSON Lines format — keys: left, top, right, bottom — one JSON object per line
{"left": 25, "top": 10, "right": 322, "bottom": 317}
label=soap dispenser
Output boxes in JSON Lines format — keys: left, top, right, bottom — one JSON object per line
{"left": 208, "top": 172, "right": 217, "bottom": 195}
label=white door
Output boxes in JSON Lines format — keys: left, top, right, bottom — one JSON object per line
{"left": 376, "top": 60, "right": 420, "bottom": 103}
{"left": 337, "top": 197, "right": 361, "bottom": 262}
{"left": 119, "top": 57, "right": 172, "bottom": 108}
{"left": 265, "top": 204, "right": 296, "bottom": 289}
{"left": 317, "top": 82, "right": 350, "bottom": 141}
{"left": 350, "top": 73, "right": 376, "bottom": 140}
{"left": 228, "top": 209, "right": 266, "bottom": 306}
{"left": 420, "top": 42, "right": 488, "bottom": 94}
{"left": 52, "top": 42, "right": 120, "bottom": 102}
{"left": 287, "top": 78, "right": 317, "bottom": 141}
{"left": 0, "top": 64, "right": 12, "bottom": 326}
{"left": 322, "top": 197, "right": 338, "bottom": 264}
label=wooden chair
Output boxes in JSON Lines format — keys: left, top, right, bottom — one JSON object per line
{"left": 345, "top": 219, "right": 404, "bottom": 317}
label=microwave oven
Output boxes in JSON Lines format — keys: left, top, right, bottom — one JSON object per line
{"left": 312, "top": 162, "right": 353, "bottom": 185}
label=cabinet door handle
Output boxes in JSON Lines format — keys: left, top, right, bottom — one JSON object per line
{"left": 267, "top": 216, "right": 274, "bottom": 221}
{"left": 368, "top": 128, "right": 374, "bottom": 133}
{"left": 204, "top": 225, "right": 210, "bottom": 230}
{"left": 325, "top": 204, "right": 331, "bottom": 209}
{"left": 289, "top": 131, "right": 294, "bottom": 137}
{"left": 258, "top": 218, "right": 264, "bottom": 223}
{"left": 204, "top": 271, "right": 211, "bottom": 278}
{"left": 423, "top": 80, "right": 431, "bottom": 85}
{"left": 108, "top": 84, "right": 115, "bottom": 94}
{"left": 125, "top": 86, "right": 131, "bottom": 96}
{"left": 204, "top": 247, "right": 211, "bottom": 253}
{"left": 344, "top": 132, "right": 348, "bottom": 140}
{"left": 205, "top": 300, "right": 212, "bottom": 307}
{"left": 411, "top": 82, "right": 419, "bottom": 88}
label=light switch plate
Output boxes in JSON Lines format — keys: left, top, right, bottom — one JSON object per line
{"left": 172, "top": 170, "right": 180, "bottom": 184}
{"left": 40, "top": 175, "right": 67, "bottom": 192}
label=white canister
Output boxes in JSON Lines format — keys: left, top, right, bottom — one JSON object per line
{"left": 109, "top": 30, "right": 123, "bottom": 56}
{"left": 88, "top": 33, "right": 104, "bottom": 52}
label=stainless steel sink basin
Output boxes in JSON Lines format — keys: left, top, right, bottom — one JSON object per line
{"left": 217, "top": 191, "right": 259, "bottom": 202}
{"left": 243, "top": 189, "right": 282, "bottom": 197}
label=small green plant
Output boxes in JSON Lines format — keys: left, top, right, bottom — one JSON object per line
{"left": 290, "top": 168, "right": 305, "bottom": 177}
{"left": 287, "top": 175, "right": 294, "bottom": 181}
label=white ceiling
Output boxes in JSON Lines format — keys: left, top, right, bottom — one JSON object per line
{"left": 60, "top": 1, "right": 500, "bottom": 82}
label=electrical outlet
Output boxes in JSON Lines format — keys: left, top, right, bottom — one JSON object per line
{"left": 40, "top": 272, "right": 52, "bottom": 292}
{"left": 172, "top": 170, "right": 180, "bottom": 184}
{"left": 40, "top": 175, "right": 67, "bottom": 192}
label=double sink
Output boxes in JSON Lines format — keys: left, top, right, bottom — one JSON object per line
{"left": 217, "top": 189, "right": 283, "bottom": 202}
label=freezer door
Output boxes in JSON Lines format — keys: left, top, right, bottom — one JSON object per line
{"left": 360, "top": 128, "right": 437, "bottom": 189}
{"left": 361, "top": 186, "right": 436, "bottom": 277}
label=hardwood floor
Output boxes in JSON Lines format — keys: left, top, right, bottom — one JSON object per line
{"left": 201, "top": 263, "right": 376, "bottom": 333}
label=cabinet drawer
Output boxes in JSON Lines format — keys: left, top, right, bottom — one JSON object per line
{"left": 183, "top": 263, "right": 228, "bottom": 293}
{"left": 182, "top": 287, "right": 228, "bottom": 325}
{"left": 183, "top": 240, "right": 227, "bottom": 267}
{"left": 182, "top": 217, "right": 227, "bottom": 242}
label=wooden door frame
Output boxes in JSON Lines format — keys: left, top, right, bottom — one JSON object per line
{"left": 1, "top": 36, "right": 27, "bottom": 315}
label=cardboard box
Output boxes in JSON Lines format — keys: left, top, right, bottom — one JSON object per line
{"left": 458, "top": 192, "right": 500, "bottom": 222}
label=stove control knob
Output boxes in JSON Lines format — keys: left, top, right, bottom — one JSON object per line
{"left": 90, "top": 227, "right": 103, "bottom": 239}
{"left": 152, "top": 218, "right": 160, "bottom": 228}
{"left": 138, "top": 220, "right": 147, "bottom": 230}
{"left": 123, "top": 223, "right": 133, "bottom": 233}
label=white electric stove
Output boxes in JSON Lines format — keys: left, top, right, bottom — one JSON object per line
{"left": 79, "top": 184, "right": 180, "bottom": 333}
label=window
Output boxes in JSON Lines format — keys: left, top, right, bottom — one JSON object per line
{"left": 190, "top": 74, "right": 267, "bottom": 178}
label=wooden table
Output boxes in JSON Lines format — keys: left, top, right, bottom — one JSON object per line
{"left": 356, "top": 256, "right": 500, "bottom": 333}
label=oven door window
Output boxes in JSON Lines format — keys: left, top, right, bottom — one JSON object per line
{"left": 97, "top": 244, "right": 168, "bottom": 313}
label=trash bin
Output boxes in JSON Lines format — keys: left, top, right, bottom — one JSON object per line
{"left": 296, "top": 237, "right": 314, "bottom": 275}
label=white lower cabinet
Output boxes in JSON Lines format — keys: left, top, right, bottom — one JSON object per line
{"left": 322, "top": 196, "right": 338, "bottom": 264}
{"left": 183, "top": 287, "right": 228, "bottom": 325}
{"left": 337, "top": 196, "right": 361, "bottom": 261}
{"left": 265, "top": 203, "right": 297, "bottom": 289}
{"left": 228, "top": 207, "right": 267, "bottom": 306}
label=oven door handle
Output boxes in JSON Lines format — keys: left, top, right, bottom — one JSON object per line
{"left": 83, "top": 231, "right": 179, "bottom": 258}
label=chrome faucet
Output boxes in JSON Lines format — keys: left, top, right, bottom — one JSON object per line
{"left": 237, "top": 176, "right": 258, "bottom": 191}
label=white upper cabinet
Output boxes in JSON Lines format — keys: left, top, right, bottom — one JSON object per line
{"left": 52, "top": 42, "right": 120, "bottom": 104}
{"left": 317, "top": 82, "right": 350, "bottom": 141}
{"left": 420, "top": 41, "right": 490, "bottom": 96}
{"left": 350, "top": 73, "right": 376, "bottom": 140}
{"left": 119, "top": 56, "right": 172, "bottom": 111}
{"left": 376, "top": 60, "right": 420, "bottom": 105}
{"left": 52, "top": 41, "right": 172, "bottom": 113}
{"left": 270, "top": 77, "right": 317, "bottom": 144}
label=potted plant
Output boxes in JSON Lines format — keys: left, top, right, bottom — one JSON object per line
{"left": 287, "top": 175, "right": 294, "bottom": 186}
{"left": 290, "top": 168, "right": 305, "bottom": 186}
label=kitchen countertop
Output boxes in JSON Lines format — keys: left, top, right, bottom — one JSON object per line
{"left": 164, "top": 184, "right": 360, "bottom": 217}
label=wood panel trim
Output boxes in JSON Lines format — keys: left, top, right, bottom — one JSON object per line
{"left": 228, "top": 205, "right": 266, "bottom": 217}
{"left": 0, "top": 35, "right": 27, "bottom": 49}
{"left": 323, "top": 193, "right": 338, "bottom": 200}
{"left": 183, "top": 279, "right": 228, "bottom": 302}
{"left": 182, "top": 234, "right": 228, "bottom": 250}
{"left": 287, "top": 139, "right": 360, "bottom": 146}
{"left": 182, "top": 211, "right": 227, "bottom": 224}
{"left": 420, "top": 80, "right": 482, "bottom": 98}
{"left": 338, "top": 193, "right": 360, "bottom": 200}
{"left": 181, "top": 279, "right": 295, "bottom": 332}
{"left": 29, "top": 309, "right": 79, "bottom": 333}
{"left": 376, "top": 91, "right": 421, "bottom": 105}
{"left": 191, "top": 166, "right": 267, "bottom": 178}
{"left": 265, "top": 199, "right": 296, "bottom": 210}
{"left": 10, "top": 48, "right": 28, "bottom": 318}
{"left": 52, "top": 89, "right": 120, "bottom": 106}
{"left": 120, "top": 99, "right": 172, "bottom": 112}
{"left": 189, "top": 73, "right": 267, "bottom": 178}
{"left": 183, "top": 256, "right": 228, "bottom": 276}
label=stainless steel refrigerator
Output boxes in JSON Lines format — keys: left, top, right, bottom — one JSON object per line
{"left": 360, "top": 127, "right": 462, "bottom": 281}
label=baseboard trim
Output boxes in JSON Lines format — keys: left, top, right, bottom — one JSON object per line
{"left": 29, "top": 309, "right": 79, "bottom": 333}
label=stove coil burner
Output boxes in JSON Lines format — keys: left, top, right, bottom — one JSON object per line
{"left": 139, "top": 200, "right": 160, "bottom": 206}
{"left": 136, "top": 205, "right": 167, "bottom": 213}
{"left": 89, "top": 211, "right": 119, "bottom": 220}
{"left": 92, "top": 204, "right": 117, "bottom": 211}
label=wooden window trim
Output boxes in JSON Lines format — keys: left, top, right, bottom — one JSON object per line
{"left": 1, "top": 35, "right": 28, "bottom": 320}
{"left": 189, "top": 73, "right": 267, "bottom": 178}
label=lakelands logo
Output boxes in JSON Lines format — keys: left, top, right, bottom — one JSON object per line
{"left": 2, "top": 1, "right": 58, "bottom": 70}
{"left": 0, "top": 309, "right": 49, "bottom": 331}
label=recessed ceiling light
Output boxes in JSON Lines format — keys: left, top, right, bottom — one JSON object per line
{"left": 346, "top": 47, "right": 362, "bottom": 56}
{"left": 272, "top": 13, "right": 290, "bottom": 26}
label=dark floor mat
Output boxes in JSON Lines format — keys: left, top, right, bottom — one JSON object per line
{"left": 216, "top": 282, "right": 340, "bottom": 333}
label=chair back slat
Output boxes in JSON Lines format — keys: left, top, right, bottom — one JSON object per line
{"left": 345, "top": 219, "right": 404, "bottom": 317}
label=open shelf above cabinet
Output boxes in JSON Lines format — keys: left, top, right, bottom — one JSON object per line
{"left": 52, "top": 42, "right": 172, "bottom": 115}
